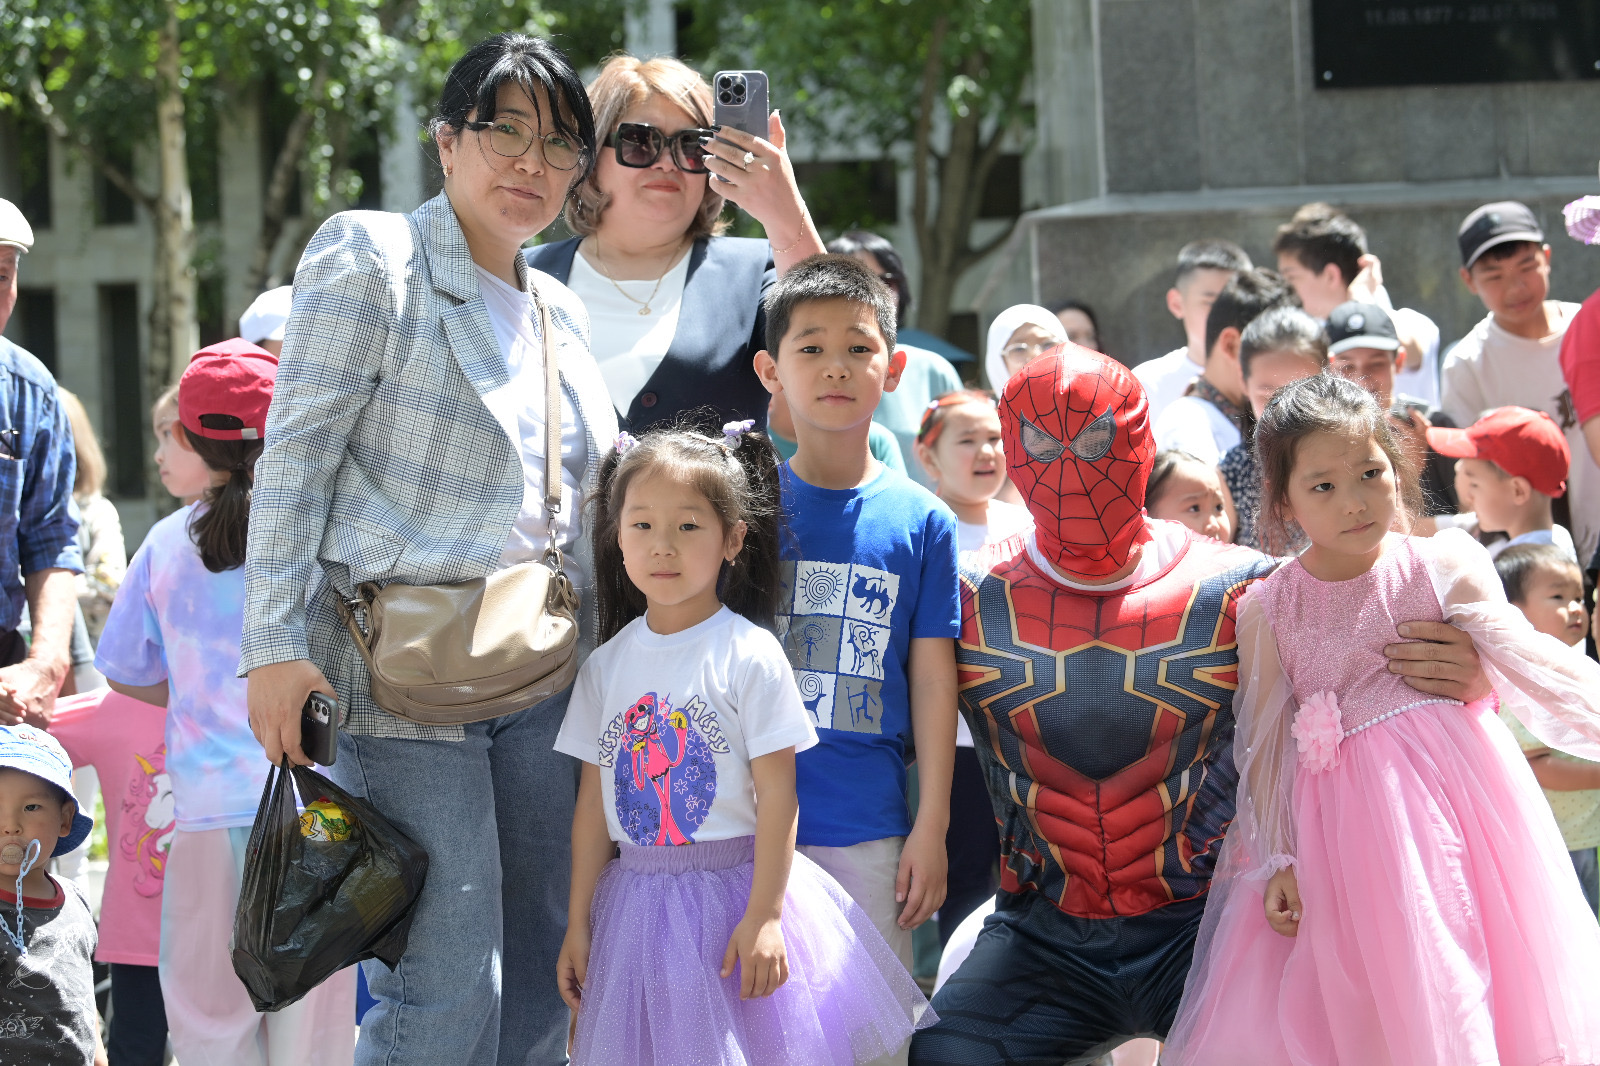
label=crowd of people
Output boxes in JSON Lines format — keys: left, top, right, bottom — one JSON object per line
{"left": 0, "top": 26, "right": 1598, "bottom": 1066}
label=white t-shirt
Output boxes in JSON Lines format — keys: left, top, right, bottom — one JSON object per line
{"left": 473, "top": 266, "right": 589, "bottom": 587}
{"left": 566, "top": 250, "right": 691, "bottom": 412}
{"left": 1389, "top": 306, "right": 1442, "bottom": 408}
{"left": 1133, "top": 347, "right": 1202, "bottom": 426}
{"left": 1484, "top": 524, "right": 1578, "bottom": 563}
{"left": 1440, "top": 303, "right": 1599, "bottom": 561}
{"left": 952, "top": 500, "right": 1034, "bottom": 747}
{"left": 554, "top": 607, "right": 818, "bottom": 846}
{"left": 1153, "top": 394, "right": 1241, "bottom": 467}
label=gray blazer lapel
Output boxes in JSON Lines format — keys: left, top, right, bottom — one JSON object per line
{"left": 411, "top": 193, "right": 511, "bottom": 397}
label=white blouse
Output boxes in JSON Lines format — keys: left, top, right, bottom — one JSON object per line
{"left": 473, "top": 265, "right": 589, "bottom": 590}
{"left": 567, "top": 250, "right": 691, "bottom": 412}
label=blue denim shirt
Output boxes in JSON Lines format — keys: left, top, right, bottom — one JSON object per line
{"left": 0, "top": 337, "right": 81, "bottom": 631}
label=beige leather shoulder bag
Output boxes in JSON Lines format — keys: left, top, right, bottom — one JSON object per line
{"left": 336, "top": 287, "right": 580, "bottom": 724}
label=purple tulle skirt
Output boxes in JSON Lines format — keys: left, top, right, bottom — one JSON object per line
{"left": 570, "top": 836, "right": 935, "bottom": 1065}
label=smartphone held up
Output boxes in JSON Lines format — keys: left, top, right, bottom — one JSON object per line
{"left": 713, "top": 70, "right": 769, "bottom": 139}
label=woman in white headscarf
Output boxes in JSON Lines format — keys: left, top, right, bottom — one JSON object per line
{"left": 985, "top": 303, "right": 1069, "bottom": 393}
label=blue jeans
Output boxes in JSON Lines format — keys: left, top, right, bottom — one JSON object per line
{"left": 334, "top": 692, "right": 577, "bottom": 1066}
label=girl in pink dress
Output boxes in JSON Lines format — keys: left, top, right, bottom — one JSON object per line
{"left": 1166, "top": 373, "right": 1600, "bottom": 1066}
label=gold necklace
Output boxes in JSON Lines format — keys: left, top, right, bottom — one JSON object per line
{"left": 591, "top": 237, "right": 684, "bottom": 316}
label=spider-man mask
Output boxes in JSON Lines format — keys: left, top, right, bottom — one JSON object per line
{"left": 1000, "top": 346, "right": 1155, "bottom": 579}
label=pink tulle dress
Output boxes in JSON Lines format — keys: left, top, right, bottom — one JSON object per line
{"left": 1166, "top": 530, "right": 1600, "bottom": 1066}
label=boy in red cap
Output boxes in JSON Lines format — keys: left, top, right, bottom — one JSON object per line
{"left": 1427, "top": 406, "right": 1578, "bottom": 561}
{"left": 96, "top": 340, "right": 355, "bottom": 1066}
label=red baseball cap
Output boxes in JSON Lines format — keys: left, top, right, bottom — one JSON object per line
{"left": 178, "top": 338, "right": 278, "bottom": 442}
{"left": 1426, "top": 406, "right": 1570, "bottom": 498}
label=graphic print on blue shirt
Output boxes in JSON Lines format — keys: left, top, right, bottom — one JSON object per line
{"left": 777, "top": 463, "right": 961, "bottom": 847}
{"left": 783, "top": 562, "right": 899, "bottom": 733}
{"left": 597, "top": 691, "right": 726, "bottom": 846}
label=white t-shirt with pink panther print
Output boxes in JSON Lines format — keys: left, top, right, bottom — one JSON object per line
{"left": 556, "top": 606, "right": 817, "bottom": 847}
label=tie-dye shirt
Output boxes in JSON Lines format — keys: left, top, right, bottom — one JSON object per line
{"left": 96, "top": 504, "right": 268, "bottom": 831}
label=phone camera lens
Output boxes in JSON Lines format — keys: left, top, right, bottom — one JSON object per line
{"left": 719, "top": 90, "right": 732, "bottom": 102}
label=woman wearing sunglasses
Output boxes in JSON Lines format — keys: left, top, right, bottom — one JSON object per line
{"left": 526, "top": 55, "right": 824, "bottom": 433}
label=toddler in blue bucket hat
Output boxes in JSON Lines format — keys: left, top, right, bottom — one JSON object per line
{"left": 0, "top": 722, "right": 102, "bottom": 1064}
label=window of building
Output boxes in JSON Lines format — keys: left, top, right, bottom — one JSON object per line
{"left": 10, "top": 289, "right": 58, "bottom": 376}
{"left": 197, "top": 276, "right": 227, "bottom": 348}
{"left": 94, "top": 141, "right": 138, "bottom": 227}
{"left": 348, "top": 127, "right": 384, "bottom": 211}
{"left": 98, "top": 285, "right": 146, "bottom": 498}
{"left": 978, "top": 154, "right": 1023, "bottom": 220}
{"left": 793, "top": 160, "right": 900, "bottom": 238}
{"left": 189, "top": 109, "right": 221, "bottom": 223}
{"left": 1, "top": 113, "right": 53, "bottom": 230}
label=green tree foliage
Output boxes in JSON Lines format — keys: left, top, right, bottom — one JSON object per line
{"left": 682, "top": 0, "right": 1033, "bottom": 338}
{"left": 0, "top": 0, "right": 593, "bottom": 389}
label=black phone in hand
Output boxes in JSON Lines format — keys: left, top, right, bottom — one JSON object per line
{"left": 301, "top": 691, "right": 340, "bottom": 766}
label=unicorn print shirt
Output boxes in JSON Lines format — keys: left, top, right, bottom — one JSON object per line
{"left": 555, "top": 607, "right": 817, "bottom": 846}
{"left": 50, "top": 690, "right": 172, "bottom": 967}
{"left": 96, "top": 504, "right": 269, "bottom": 832}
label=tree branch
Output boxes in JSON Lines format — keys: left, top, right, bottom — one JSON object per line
{"left": 248, "top": 63, "right": 327, "bottom": 293}
{"left": 962, "top": 215, "right": 1022, "bottom": 270}
{"left": 960, "top": 116, "right": 1013, "bottom": 237}
{"left": 23, "top": 71, "right": 156, "bottom": 213}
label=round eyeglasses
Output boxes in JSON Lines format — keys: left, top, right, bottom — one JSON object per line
{"left": 464, "top": 116, "right": 586, "bottom": 171}
{"left": 609, "top": 122, "right": 717, "bottom": 174}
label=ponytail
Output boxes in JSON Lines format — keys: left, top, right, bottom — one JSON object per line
{"left": 179, "top": 427, "right": 262, "bottom": 572}
{"left": 591, "top": 419, "right": 786, "bottom": 642}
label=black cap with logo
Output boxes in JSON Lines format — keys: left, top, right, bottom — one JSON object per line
{"left": 1325, "top": 301, "right": 1400, "bottom": 356}
{"left": 1458, "top": 201, "right": 1545, "bottom": 268}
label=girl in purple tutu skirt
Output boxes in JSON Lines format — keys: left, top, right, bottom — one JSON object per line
{"left": 1166, "top": 375, "right": 1600, "bottom": 1066}
{"left": 554, "top": 424, "right": 933, "bottom": 1065}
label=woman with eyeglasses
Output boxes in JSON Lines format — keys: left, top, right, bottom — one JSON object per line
{"left": 240, "top": 34, "right": 617, "bottom": 1066}
{"left": 526, "top": 55, "right": 824, "bottom": 433}
{"left": 983, "top": 303, "right": 1070, "bottom": 394}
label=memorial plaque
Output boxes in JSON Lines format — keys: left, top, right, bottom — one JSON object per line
{"left": 1312, "top": 1, "right": 1600, "bottom": 88}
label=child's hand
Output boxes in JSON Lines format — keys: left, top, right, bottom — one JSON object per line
{"left": 896, "top": 824, "right": 948, "bottom": 930}
{"left": 1264, "top": 866, "right": 1302, "bottom": 937}
{"left": 721, "top": 914, "right": 788, "bottom": 999}
{"left": 556, "top": 925, "right": 592, "bottom": 1012}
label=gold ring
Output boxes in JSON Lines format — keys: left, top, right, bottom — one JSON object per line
{"left": 742, "top": 151, "right": 756, "bottom": 166}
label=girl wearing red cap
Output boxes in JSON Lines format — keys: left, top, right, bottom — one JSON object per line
{"left": 97, "top": 341, "right": 355, "bottom": 1066}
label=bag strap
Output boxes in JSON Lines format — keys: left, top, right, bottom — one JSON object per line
{"left": 529, "top": 280, "right": 563, "bottom": 550}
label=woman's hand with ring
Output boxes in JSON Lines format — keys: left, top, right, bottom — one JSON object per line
{"left": 701, "top": 112, "right": 823, "bottom": 268}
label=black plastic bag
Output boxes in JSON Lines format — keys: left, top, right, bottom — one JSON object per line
{"left": 231, "top": 759, "right": 429, "bottom": 1012}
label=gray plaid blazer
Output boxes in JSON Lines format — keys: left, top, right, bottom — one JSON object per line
{"left": 240, "top": 192, "right": 619, "bottom": 741}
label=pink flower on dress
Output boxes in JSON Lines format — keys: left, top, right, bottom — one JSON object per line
{"left": 1291, "top": 691, "right": 1343, "bottom": 772}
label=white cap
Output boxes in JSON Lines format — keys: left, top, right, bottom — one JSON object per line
{"left": 0, "top": 200, "right": 34, "bottom": 253}
{"left": 239, "top": 285, "right": 293, "bottom": 343}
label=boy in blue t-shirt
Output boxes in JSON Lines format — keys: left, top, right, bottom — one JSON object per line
{"left": 754, "top": 254, "right": 959, "bottom": 986}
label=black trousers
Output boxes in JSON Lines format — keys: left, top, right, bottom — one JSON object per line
{"left": 912, "top": 891, "right": 1205, "bottom": 1066}
{"left": 107, "top": 963, "right": 168, "bottom": 1066}
{"left": 939, "top": 746, "right": 1000, "bottom": 945}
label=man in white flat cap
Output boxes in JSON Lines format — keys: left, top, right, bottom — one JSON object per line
{"left": 0, "top": 199, "right": 84, "bottom": 727}
{"left": 239, "top": 285, "right": 292, "bottom": 357}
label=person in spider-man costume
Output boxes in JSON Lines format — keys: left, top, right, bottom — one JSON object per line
{"left": 910, "top": 347, "right": 1492, "bottom": 1066}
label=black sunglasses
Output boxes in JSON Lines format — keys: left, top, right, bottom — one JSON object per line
{"left": 609, "top": 122, "right": 717, "bottom": 174}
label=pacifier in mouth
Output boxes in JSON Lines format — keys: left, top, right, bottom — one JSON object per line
{"left": 0, "top": 843, "right": 27, "bottom": 865}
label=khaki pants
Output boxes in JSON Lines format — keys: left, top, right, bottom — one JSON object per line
{"left": 800, "top": 835, "right": 914, "bottom": 1066}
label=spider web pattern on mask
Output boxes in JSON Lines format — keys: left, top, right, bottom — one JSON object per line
{"left": 1004, "top": 350, "right": 1152, "bottom": 573}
